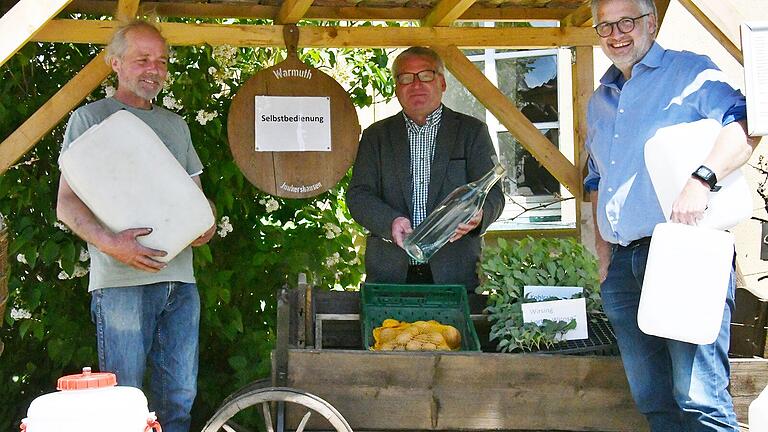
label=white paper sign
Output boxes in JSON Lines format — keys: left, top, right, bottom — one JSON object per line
{"left": 255, "top": 96, "right": 332, "bottom": 152}
{"left": 523, "top": 285, "right": 583, "bottom": 301}
{"left": 742, "top": 22, "right": 768, "bottom": 136}
{"left": 521, "top": 293, "right": 588, "bottom": 341}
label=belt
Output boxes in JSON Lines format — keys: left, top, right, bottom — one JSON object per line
{"left": 623, "top": 236, "right": 651, "bottom": 248}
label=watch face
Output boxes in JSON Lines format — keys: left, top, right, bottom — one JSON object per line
{"left": 695, "top": 166, "right": 710, "bottom": 178}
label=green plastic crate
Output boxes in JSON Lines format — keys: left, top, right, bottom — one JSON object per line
{"left": 360, "top": 283, "right": 481, "bottom": 351}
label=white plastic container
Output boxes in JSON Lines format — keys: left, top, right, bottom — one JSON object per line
{"left": 751, "top": 384, "right": 768, "bottom": 432}
{"left": 20, "top": 367, "right": 161, "bottom": 432}
{"left": 59, "top": 110, "right": 215, "bottom": 262}
{"left": 638, "top": 222, "right": 734, "bottom": 345}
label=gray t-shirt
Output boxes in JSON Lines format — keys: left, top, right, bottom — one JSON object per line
{"left": 61, "top": 97, "right": 205, "bottom": 291}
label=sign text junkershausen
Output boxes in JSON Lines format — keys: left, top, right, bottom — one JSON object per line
{"left": 255, "top": 96, "right": 332, "bottom": 152}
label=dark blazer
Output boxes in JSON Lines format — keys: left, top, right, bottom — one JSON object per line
{"left": 346, "top": 106, "right": 505, "bottom": 291}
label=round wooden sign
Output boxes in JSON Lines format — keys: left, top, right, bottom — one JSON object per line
{"left": 228, "top": 54, "right": 361, "bottom": 199}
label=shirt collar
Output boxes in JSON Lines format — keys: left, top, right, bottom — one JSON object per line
{"left": 599, "top": 41, "right": 665, "bottom": 88}
{"left": 404, "top": 105, "right": 443, "bottom": 130}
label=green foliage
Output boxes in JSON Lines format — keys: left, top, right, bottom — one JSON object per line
{"left": 0, "top": 25, "right": 394, "bottom": 430}
{"left": 477, "top": 236, "right": 603, "bottom": 352}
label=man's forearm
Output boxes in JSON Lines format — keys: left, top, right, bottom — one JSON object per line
{"left": 56, "top": 178, "right": 114, "bottom": 251}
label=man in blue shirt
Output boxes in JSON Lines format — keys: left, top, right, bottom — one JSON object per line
{"left": 584, "top": 0, "right": 760, "bottom": 430}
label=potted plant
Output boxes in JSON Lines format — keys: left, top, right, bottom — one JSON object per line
{"left": 477, "top": 236, "right": 604, "bottom": 352}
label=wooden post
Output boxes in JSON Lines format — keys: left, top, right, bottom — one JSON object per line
{"left": 572, "top": 46, "right": 594, "bottom": 240}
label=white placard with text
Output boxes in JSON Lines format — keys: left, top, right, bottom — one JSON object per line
{"left": 521, "top": 286, "right": 588, "bottom": 341}
{"left": 255, "top": 96, "right": 332, "bottom": 151}
{"left": 742, "top": 22, "right": 768, "bottom": 136}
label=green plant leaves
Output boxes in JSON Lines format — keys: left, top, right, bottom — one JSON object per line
{"left": 478, "top": 236, "right": 602, "bottom": 352}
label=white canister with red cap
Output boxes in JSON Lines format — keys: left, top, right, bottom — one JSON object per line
{"left": 20, "top": 367, "right": 161, "bottom": 432}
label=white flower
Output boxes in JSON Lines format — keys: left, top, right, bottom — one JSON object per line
{"left": 212, "top": 45, "right": 238, "bottom": 67}
{"left": 72, "top": 264, "right": 89, "bottom": 278}
{"left": 323, "top": 222, "right": 342, "bottom": 239}
{"left": 103, "top": 85, "right": 116, "bottom": 98}
{"left": 54, "top": 221, "right": 70, "bottom": 232}
{"left": 16, "top": 254, "right": 27, "bottom": 264}
{"left": 58, "top": 271, "right": 69, "bottom": 280}
{"left": 162, "top": 95, "right": 183, "bottom": 111}
{"left": 315, "top": 200, "right": 332, "bottom": 211}
{"left": 324, "top": 252, "right": 341, "bottom": 267}
{"left": 195, "top": 110, "right": 218, "bottom": 126}
{"left": 79, "top": 248, "right": 90, "bottom": 262}
{"left": 217, "top": 216, "right": 233, "bottom": 238}
{"left": 259, "top": 197, "right": 279, "bottom": 213}
{"left": 208, "top": 66, "right": 217, "bottom": 75}
{"left": 10, "top": 308, "right": 32, "bottom": 320}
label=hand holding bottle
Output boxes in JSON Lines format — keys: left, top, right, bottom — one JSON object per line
{"left": 450, "top": 209, "right": 483, "bottom": 242}
{"left": 391, "top": 216, "right": 413, "bottom": 248}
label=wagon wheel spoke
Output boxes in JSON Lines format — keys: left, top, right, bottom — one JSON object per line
{"left": 201, "top": 385, "right": 353, "bottom": 432}
{"left": 261, "top": 401, "right": 274, "bottom": 432}
{"left": 295, "top": 410, "right": 312, "bottom": 432}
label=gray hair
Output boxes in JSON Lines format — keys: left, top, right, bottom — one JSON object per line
{"left": 105, "top": 19, "right": 167, "bottom": 64}
{"left": 392, "top": 47, "right": 445, "bottom": 78}
{"left": 590, "top": 0, "right": 657, "bottom": 22}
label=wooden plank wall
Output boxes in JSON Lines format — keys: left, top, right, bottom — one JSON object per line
{"left": 285, "top": 350, "right": 767, "bottom": 431}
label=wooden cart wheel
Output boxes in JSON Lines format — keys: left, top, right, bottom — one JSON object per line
{"left": 201, "top": 380, "right": 353, "bottom": 432}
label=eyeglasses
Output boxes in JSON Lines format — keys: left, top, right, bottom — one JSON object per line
{"left": 593, "top": 13, "right": 650, "bottom": 38}
{"left": 396, "top": 69, "right": 439, "bottom": 85}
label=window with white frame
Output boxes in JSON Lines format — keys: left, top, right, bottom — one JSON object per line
{"left": 442, "top": 46, "right": 576, "bottom": 231}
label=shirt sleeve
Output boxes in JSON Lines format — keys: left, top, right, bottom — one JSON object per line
{"left": 61, "top": 109, "right": 94, "bottom": 152}
{"left": 584, "top": 155, "right": 600, "bottom": 193}
{"left": 689, "top": 56, "right": 747, "bottom": 126}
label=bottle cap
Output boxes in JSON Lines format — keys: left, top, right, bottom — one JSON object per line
{"left": 57, "top": 367, "right": 117, "bottom": 390}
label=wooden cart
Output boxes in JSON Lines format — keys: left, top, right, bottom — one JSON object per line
{"left": 202, "top": 278, "right": 768, "bottom": 432}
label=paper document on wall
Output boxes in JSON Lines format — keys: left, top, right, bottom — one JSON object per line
{"left": 742, "top": 22, "right": 768, "bottom": 136}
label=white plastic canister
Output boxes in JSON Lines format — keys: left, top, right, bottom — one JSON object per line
{"left": 750, "top": 384, "right": 768, "bottom": 432}
{"left": 20, "top": 367, "right": 161, "bottom": 432}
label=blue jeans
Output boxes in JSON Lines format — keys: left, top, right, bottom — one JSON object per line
{"left": 91, "top": 282, "right": 200, "bottom": 432}
{"left": 601, "top": 241, "right": 738, "bottom": 432}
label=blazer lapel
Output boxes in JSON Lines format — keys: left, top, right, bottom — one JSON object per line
{"left": 390, "top": 113, "right": 414, "bottom": 218}
{"left": 427, "top": 107, "right": 456, "bottom": 211}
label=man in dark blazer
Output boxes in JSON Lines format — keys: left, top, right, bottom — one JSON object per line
{"left": 347, "top": 46, "right": 504, "bottom": 291}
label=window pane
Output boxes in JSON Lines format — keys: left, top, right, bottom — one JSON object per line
{"left": 498, "top": 129, "right": 560, "bottom": 197}
{"left": 442, "top": 66, "right": 486, "bottom": 122}
{"left": 497, "top": 55, "right": 558, "bottom": 122}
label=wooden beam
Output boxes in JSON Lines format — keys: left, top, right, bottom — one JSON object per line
{"left": 434, "top": 45, "right": 581, "bottom": 195}
{"left": 0, "top": 0, "right": 74, "bottom": 69}
{"left": 276, "top": 0, "right": 313, "bottom": 24}
{"left": 572, "top": 46, "right": 594, "bottom": 206}
{"left": 560, "top": 3, "right": 592, "bottom": 28}
{"left": 0, "top": 52, "right": 111, "bottom": 175}
{"left": 66, "top": 1, "right": 575, "bottom": 23}
{"left": 676, "top": 0, "right": 743, "bottom": 64}
{"left": 422, "top": 0, "right": 477, "bottom": 27}
{"left": 654, "top": 0, "right": 671, "bottom": 26}
{"left": 33, "top": 19, "right": 598, "bottom": 48}
{"left": 115, "top": 0, "right": 140, "bottom": 21}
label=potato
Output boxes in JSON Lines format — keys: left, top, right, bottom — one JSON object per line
{"left": 441, "top": 326, "right": 462, "bottom": 349}
{"left": 405, "top": 340, "right": 423, "bottom": 351}
{"left": 378, "top": 327, "right": 399, "bottom": 343}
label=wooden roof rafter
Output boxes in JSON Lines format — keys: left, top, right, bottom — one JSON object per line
{"left": 0, "top": 0, "right": 75, "bottom": 68}
{"left": 276, "top": 0, "right": 314, "bottom": 24}
{"left": 422, "top": 0, "right": 477, "bottom": 27}
{"left": 65, "top": 0, "right": 577, "bottom": 23}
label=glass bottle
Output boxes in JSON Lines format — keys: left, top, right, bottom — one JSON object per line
{"left": 403, "top": 162, "right": 506, "bottom": 263}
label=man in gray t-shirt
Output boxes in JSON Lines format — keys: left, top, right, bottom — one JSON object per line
{"left": 56, "top": 20, "right": 214, "bottom": 432}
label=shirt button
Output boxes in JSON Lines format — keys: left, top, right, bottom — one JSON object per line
{"left": 611, "top": 160, "right": 616, "bottom": 165}
{"left": 608, "top": 187, "right": 613, "bottom": 192}
{"left": 614, "top": 134, "right": 619, "bottom": 138}
{"left": 619, "top": 109, "right": 624, "bottom": 113}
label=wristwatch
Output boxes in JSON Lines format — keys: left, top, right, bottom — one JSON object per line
{"left": 691, "top": 165, "right": 721, "bottom": 192}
